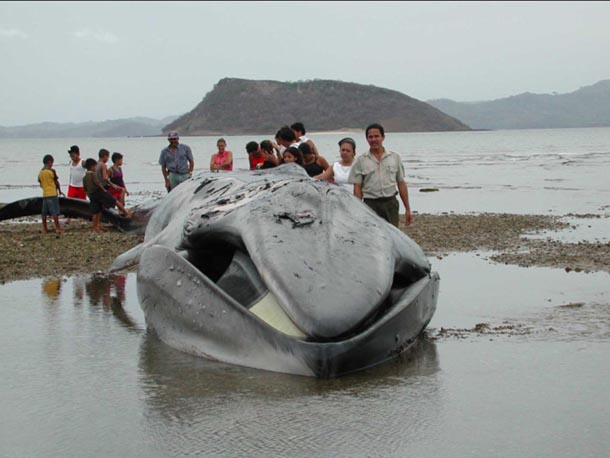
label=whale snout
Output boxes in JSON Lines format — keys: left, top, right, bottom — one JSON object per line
{"left": 177, "top": 181, "right": 431, "bottom": 340}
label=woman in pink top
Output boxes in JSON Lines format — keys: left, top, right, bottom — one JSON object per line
{"left": 210, "top": 138, "right": 233, "bottom": 171}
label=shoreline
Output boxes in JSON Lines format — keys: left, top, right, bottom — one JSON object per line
{"left": 402, "top": 212, "right": 610, "bottom": 273}
{"left": 1, "top": 212, "right": 609, "bottom": 284}
{"left": 0, "top": 219, "right": 143, "bottom": 284}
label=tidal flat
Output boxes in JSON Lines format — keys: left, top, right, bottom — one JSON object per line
{"left": 2, "top": 212, "right": 609, "bottom": 283}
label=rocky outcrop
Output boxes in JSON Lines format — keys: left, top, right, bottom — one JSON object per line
{"left": 164, "top": 78, "right": 471, "bottom": 135}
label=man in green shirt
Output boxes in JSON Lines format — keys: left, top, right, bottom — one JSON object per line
{"left": 348, "top": 123, "right": 413, "bottom": 227}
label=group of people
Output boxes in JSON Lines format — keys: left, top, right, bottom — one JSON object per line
{"left": 161, "top": 122, "right": 412, "bottom": 228}
{"left": 38, "top": 145, "right": 132, "bottom": 233}
{"left": 38, "top": 121, "right": 411, "bottom": 234}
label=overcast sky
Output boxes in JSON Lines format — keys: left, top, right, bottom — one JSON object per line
{"left": 1, "top": 1, "right": 609, "bottom": 126}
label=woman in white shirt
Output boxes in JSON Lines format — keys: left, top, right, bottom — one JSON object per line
{"left": 314, "top": 137, "right": 356, "bottom": 191}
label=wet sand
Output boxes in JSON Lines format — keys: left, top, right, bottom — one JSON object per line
{"left": 1, "top": 212, "right": 609, "bottom": 283}
{"left": 0, "top": 219, "right": 143, "bottom": 283}
{"left": 402, "top": 212, "right": 610, "bottom": 273}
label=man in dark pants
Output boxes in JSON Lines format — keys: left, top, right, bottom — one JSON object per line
{"left": 348, "top": 123, "right": 413, "bottom": 227}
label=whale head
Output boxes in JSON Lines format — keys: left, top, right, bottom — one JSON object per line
{"left": 117, "top": 164, "right": 432, "bottom": 342}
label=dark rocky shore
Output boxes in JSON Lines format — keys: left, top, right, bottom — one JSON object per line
{"left": 402, "top": 213, "right": 610, "bottom": 273}
{"left": 1, "top": 212, "right": 609, "bottom": 283}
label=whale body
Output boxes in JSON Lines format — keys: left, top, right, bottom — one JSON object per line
{"left": 112, "top": 164, "right": 439, "bottom": 377}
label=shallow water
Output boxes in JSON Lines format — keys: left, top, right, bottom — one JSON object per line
{"left": 526, "top": 215, "right": 610, "bottom": 244}
{"left": 1, "top": 255, "right": 608, "bottom": 457}
{"left": 2, "top": 128, "right": 609, "bottom": 456}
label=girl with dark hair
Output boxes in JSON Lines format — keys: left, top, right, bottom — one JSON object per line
{"left": 259, "top": 140, "right": 280, "bottom": 168}
{"left": 299, "top": 142, "right": 329, "bottom": 177}
{"left": 282, "top": 146, "right": 304, "bottom": 166}
{"left": 108, "top": 152, "right": 128, "bottom": 206}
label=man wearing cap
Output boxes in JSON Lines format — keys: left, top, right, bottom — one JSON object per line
{"left": 348, "top": 123, "right": 413, "bottom": 227}
{"left": 159, "top": 131, "right": 194, "bottom": 192}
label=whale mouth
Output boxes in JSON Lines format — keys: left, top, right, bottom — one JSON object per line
{"left": 183, "top": 237, "right": 268, "bottom": 309}
{"left": 178, "top": 233, "right": 428, "bottom": 342}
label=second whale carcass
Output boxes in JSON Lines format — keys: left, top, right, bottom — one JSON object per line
{"left": 112, "top": 164, "right": 440, "bottom": 377}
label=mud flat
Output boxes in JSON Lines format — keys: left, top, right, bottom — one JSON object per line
{"left": 402, "top": 212, "right": 610, "bottom": 273}
{"left": 0, "top": 219, "right": 143, "bottom": 283}
{"left": 1, "top": 212, "right": 609, "bottom": 283}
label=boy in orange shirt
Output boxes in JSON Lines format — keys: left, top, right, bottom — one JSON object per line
{"left": 38, "top": 154, "right": 65, "bottom": 233}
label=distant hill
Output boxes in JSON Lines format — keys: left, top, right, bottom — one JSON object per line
{"left": 0, "top": 116, "right": 178, "bottom": 139}
{"left": 164, "top": 78, "right": 471, "bottom": 135}
{"left": 427, "top": 80, "right": 610, "bottom": 130}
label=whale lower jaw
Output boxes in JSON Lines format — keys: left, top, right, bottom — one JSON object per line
{"left": 137, "top": 245, "right": 439, "bottom": 377}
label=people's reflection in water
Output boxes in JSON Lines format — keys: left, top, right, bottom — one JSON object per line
{"left": 84, "top": 273, "right": 136, "bottom": 329}
{"left": 73, "top": 276, "right": 86, "bottom": 307}
{"left": 85, "top": 273, "right": 126, "bottom": 310}
{"left": 42, "top": 277, "right": 62, "bottom": 304}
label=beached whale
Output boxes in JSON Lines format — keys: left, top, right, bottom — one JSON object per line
{"left": 111, "top": 164, "right": 439, "bottom": 377}
{"left": 0, "top": 164, "right": 439, "bottom": 377}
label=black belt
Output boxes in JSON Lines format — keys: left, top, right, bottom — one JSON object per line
{"left": 169, "top": 171, "right": 189, "bottom": 175}
{"left": 364, "top": 194, "right": 397, "bottom": 202}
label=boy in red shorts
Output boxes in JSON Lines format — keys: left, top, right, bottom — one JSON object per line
{"left": 67, "top": 145, "right": 87, "bottom": 200}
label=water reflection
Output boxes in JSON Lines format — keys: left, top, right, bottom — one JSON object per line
{"left": 138, "top": 333, "right": 442, "bottom": 456}
{"left": 41, "top": 276, "right": 62, "bottom": 304}
{"left": 41, "top": 273, "right": 140, "bottom": 331}
{"left": 36, "top": 272, "right": 446, "bottom": 457}
{"left": 85, "top": 273, "right": 126, "bottom": 308}
{"left": 86, "top": 273, "right": 140, "bottom": 331}
{"left": 139, "top": 334, "right": 439, "bottom": 401}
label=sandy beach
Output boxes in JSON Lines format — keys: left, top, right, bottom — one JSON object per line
{"left": 2, "top": 212, "right": 608, "bottom": 284}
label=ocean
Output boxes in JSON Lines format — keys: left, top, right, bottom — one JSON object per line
{"left": 1, "top": 128, "right": 609, "bottom": 457}
{"left": 1, "top": 127, "right": 610, "bottom": 215}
